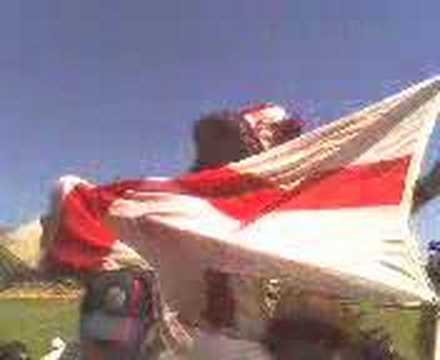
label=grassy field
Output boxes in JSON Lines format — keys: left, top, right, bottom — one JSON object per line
{"left": 356, "top": 302, "right": 431, "bottom": 360}
{"left": 0, "top": 298, "right": 434, "bottom": 359}
{"left": 0, "top": 299, "right": 79, "bottom": 358}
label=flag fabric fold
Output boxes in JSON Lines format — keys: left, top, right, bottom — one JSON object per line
{"left": 43, "top": 77, "right": 440, "bottom": 326}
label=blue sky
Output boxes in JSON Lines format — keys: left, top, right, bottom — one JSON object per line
{"left": 1, "top": 1, "right": 440, "bottom": 247}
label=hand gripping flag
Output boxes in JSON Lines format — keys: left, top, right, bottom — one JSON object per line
{"left": 43, "top": 77, "right": 440, "bottom": 328}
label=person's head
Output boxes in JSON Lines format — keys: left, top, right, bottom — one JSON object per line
{"left": 192, "top": 110, "right": 245, "bottom": 171}
{"left": 192, "top": 103, "right": 303, "bottom": 171}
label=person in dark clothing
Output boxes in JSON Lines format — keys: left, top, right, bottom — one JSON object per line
{"left": 77, "top": 267, "right": 189, "bottom": 360}
{"left": 77, "top": 103, "right": 303, "bottom": 359}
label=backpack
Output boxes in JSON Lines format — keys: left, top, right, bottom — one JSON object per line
{"left": 80, "top": 268, "right": 162, "bottom": 359}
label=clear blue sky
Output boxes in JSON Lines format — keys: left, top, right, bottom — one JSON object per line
{"left": 1, "top": 1, "right": 440, "bottom": 248}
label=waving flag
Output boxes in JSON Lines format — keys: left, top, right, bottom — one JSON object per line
{"left": 43, "top": 77, "right": 440, "bottom": 328}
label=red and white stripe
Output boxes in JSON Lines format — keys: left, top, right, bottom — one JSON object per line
{"left": 45, "top": 77, "right": 440, "bottom": 318}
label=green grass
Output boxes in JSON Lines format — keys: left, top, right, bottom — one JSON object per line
{"left": 357, "top": 301, "right": 434, "bottom": 360}
{"left": 0, "top": 298, "right": 434, "bottom": 359}
{"left": 0, "top": 299, "right": 79, "bottom": 358}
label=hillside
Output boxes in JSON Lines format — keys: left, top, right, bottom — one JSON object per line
{"left": 2, "top": 219, "right": 43, "bottom": 269}
{"left": 0, "top": 244, "right": 37, "bottom": 289}
{"left": 0, "top": 220, "right": 42, "bottom": 288}
{"left": 0, "top": 219, "right": 81, "bottom": 298}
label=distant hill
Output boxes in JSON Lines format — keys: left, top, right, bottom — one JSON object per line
{"left": 3, "top": 219, "right": 43, "bottom": 269}
{"left": 0, "top": 219, "right": 81, "bottom": 297}
{"left": 0, "top": 244, "right": 37, "bottom": 289}
{"left": 0, "top": 221, "right": 40, "bottom": 289}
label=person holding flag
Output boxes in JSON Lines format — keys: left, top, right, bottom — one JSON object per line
{"left": 41, "top": 103, "right": 303, "bottom": 359}
{"left": 39, "top": 76, "right": 440, "bottom": 359}
{"left": 191, "top": 103, "right": 304, "bottom": 335}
